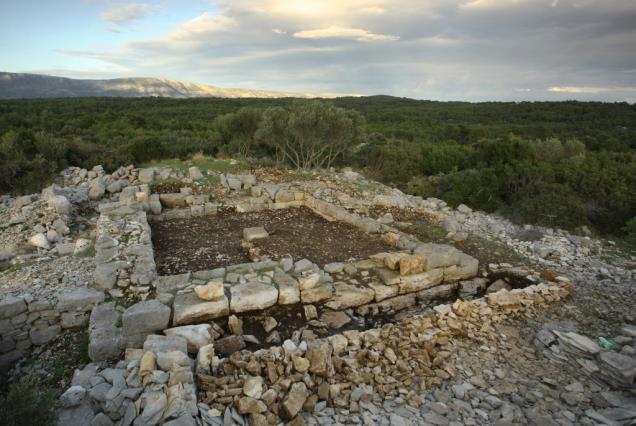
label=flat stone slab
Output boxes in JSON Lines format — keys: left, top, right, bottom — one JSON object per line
{"left": 324, "top": 282, "right": 375, "bottom": 310}
{"left": 398, "top": 269, "right": 444, "bottom": 294}
{"left": 243, "top": 227, "right": 269, "bottom": 241}
{"left": 56, "top": 287, "right": 105, "bottom": 312}
{"left": 301, "top": 283, "right": 333, "bottom": 304}
{"left": 230, "top": 282, "right": 278, "bottom": 313}
{"left": 413, "top": 244, "right": 461, "bottom": 270}
{"left": 172, "top": 292, "right": 229, "bottom": 325}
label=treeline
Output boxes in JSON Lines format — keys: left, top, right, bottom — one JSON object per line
{"left": 0, "top": 96, "right": 635, "bottom": 237}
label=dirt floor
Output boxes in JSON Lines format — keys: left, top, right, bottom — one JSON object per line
{"left": 150, "top": 206, "right": 392, "bottom": 275}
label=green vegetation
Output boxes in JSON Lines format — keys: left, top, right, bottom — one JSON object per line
{"left": 0, "top": 375, "right": 56, "bottom": 426}
{"left": 0, "top": 96, "right": 635, "bottom": 241}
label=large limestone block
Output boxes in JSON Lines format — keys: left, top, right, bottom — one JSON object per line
{"left": 368, "top": 281, "right": 399, "bottom": 302}
{"left": 56, "top": 287, "right": 105, "bottom": 312}
{"left": 88, "top": 303, "right": 124, "bottom": 362}
{"left": 300, "top": 283, "right": 333, "bottom": 304}
{"left": 164, "top": 324, "right": 213, "bottom": 353}
{"left": 138, "top": 168, "right": 156, "bottom": 184}
{"left": 324, "top": 282, "right": 375, "bottom": 310}
{"left": 159, "top": 193, "right": 188, "bottom": 208}
{"left": 417, "top": 282, "right": 458, "bottom": 303}
{"left": 398, "top": 268, "right": 444, "bottom": 294}
{"left": 194, "top": 280, "right": 225, "bottom": 301}
{"left": 230, "top": 282, "right": 278, "bottom": 313}
{"left": 48, "top": 195, "right": 72, "bottom": 214}
{"left": 0, "top": 295, "right": 27, "bottom": 320}
{"left": 413, "top": 244, "right": 461, "bottom": 270}
{"left": 172, "top": 293, "right": 229, "bottom": 325}
{"left": 443, "top": 253, "right": 479, "bottom": 282}
{"left": 122, "top": 300, "right": 171, "bottom": 347}
{"left": 274, "top": 271, "right": 300, "bottom": 305}
{"left": 243, "top": 227, "right": 269, "bottom": 242}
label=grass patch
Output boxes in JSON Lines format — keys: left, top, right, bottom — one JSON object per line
{"left": 142, "top": 155, "right": 247, "bottom": 175}
{"left": 0, "top": 375, "right": 56, "bottom": 426}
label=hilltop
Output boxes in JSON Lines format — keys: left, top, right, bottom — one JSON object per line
{"left": 0, "top": 72, "right": 348, "bottom": 99}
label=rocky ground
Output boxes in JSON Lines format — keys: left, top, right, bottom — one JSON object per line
{"left": 1, "top": 163, "right": 635, "bottom": 425}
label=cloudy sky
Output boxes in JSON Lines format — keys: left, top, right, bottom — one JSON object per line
{"left": 1, "top": 0, "right": 636, "bottom": 101}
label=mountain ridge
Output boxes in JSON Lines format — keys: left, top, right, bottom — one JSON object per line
{"left": 0, "top": 72, "right": 352, "bottom": 99}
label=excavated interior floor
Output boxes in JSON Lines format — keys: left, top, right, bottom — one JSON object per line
{"left": 150, "top": 206, "right": 392, "bottom": 275}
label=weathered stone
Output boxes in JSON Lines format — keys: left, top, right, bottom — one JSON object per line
{"left": 61, "top": 311, "right": 89, "bottom": 329}
{"left": 486, "top": 279, "right": 512, "bottom": 293}
{"left": 301, "top": 283, "right": 333, "bottom": 304}
{"left": 93, "top": 262, "right": 123, "bottom": 291}
{"left": 243, "top": 376, "right": 264, "bottom": 399}
{"left": 274, "top": 271, "right": 300, "bottom": 305}
{"left": 243, "top": 227, "right": 269, "bottom": 241}
{"left": 122, "top": 300, "right": 171, "bottom": 347}
{"left": 417, "top": 283, "right": 458, "bottom": 302}
{"left": 413, "top": 244, "right": 461, "bottom": 270}
{"left": 188, "top": 166, "right": 204, "bottom": 180}
{"left": 60, "top": 385, "right": 86, "bottom": 408}
{"left": 459, "top": 278, "right": 488, "bottom": 298}
{"left": 368, "top": 281, "right": 399, "bottom": 302}
{"left": 298, "top": 272, "right": 321, "bottom": 291}
{"left": 375, "top": 268, "right": 401, "bottom": 286}
{"left": 48, "top": 195, "right": 72, "bottom": 214}
{"left": 143, "top": 334, "right": 188, "bottom": 355}
{"left": 88, "top": 303, "right": 124, "bottom": 362}
{"left": 155, "top": 273, "right": 192, "bottom": 293}
{"left": 89, "top": 179, "right": 106, "bottom": 200}
{"left": 164, "top": 324, "right": 213, "bottom": 353}
{"left": 57, "top": 287, "right": 105, "bottom": 312}
{"left": 230, "top": 282, "right": 278, "bottom": 313}
{"left": 228, "top": 315, "right": 243, "bottom": 335}
{"left": 324, "top": 282, "right": 374, "bottom": 310}
{"left": 399, "top": 255, "right": 427, "bottom": 276}
{"left": 160, "top": 193, "right": 188, "bottom": 208}
{"left": 29, "top": 233, "right": 50, "bottom": 250}
{"left": 398, "top": 268, "right": 444, "bottom": 294}
{"left": 138, "top": 168, "right": 156, "bottom": 184}
{"left": 194, "top": 280, "right": 225, "bottom": 301}
{"left": 214, "top": 335, "right": 246, "bottom": 356}
{"left": 282, "top": 382, "right": 309, "bottom": 418}
{"left": 319, "top": 310, "right": 352, "bottom": 329}
{"left": 443, "top": 253, "right": 479, "bottom": 282}
{"left": 57, "top": 403, "right": 95, "bottom": 426}
{"left": 0, "top": 295, "right": 27, "bottom": 320}
{"left": 30, "top": 325, "right": 61, "bottom": 345}
{"left": 172, "top": 292, "right": 229, "bottom": 326}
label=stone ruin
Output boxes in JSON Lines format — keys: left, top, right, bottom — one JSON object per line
{"left": 0, "top": 164, "right": 596, "bottom": 425}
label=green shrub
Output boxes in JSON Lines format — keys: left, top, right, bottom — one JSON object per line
{"left": 623, "top": 218, "right": 636, "bottom": 247}
{"left": 0, "top": 375, "right": 56, "bottom": 426}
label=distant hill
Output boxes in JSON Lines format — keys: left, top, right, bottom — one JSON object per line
{"left": 0, "top": 72, "right": 333, "bottom": 99}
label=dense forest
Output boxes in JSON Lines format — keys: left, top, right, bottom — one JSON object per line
{"left": 1, "top": 96, "right": 635, "bottom": 239}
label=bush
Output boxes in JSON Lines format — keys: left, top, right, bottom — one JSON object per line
{"left": 256, "top": 100, "right": 366, "bottom": 169}
{"left": 623, "top": 218, "right": 636, "bottom": 247}
{"left": 0, "top": 375, "right": 56, "bottom": 426}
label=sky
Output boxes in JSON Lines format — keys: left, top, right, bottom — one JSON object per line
{"left": 1, "top": 0, "right": 636, "bottom": 101}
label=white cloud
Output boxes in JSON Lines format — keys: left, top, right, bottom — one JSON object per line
{"left": 100, "top": 3, "right": 155, "bottom": 24}
{"left": 547, "top": 86, "right": 636, "bottom": 93}
{"left": 57, "top": 0, "right": 636, "bottom": 100}
{"left": 293, "top": 27, "right": 399, "bottom": 41}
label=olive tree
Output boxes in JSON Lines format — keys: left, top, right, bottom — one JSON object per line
{"left": 213, "top": 107, "right": 262, "bottom": 158}
{"left": 256, "top": 100, "right": 365, "bottom": 169}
